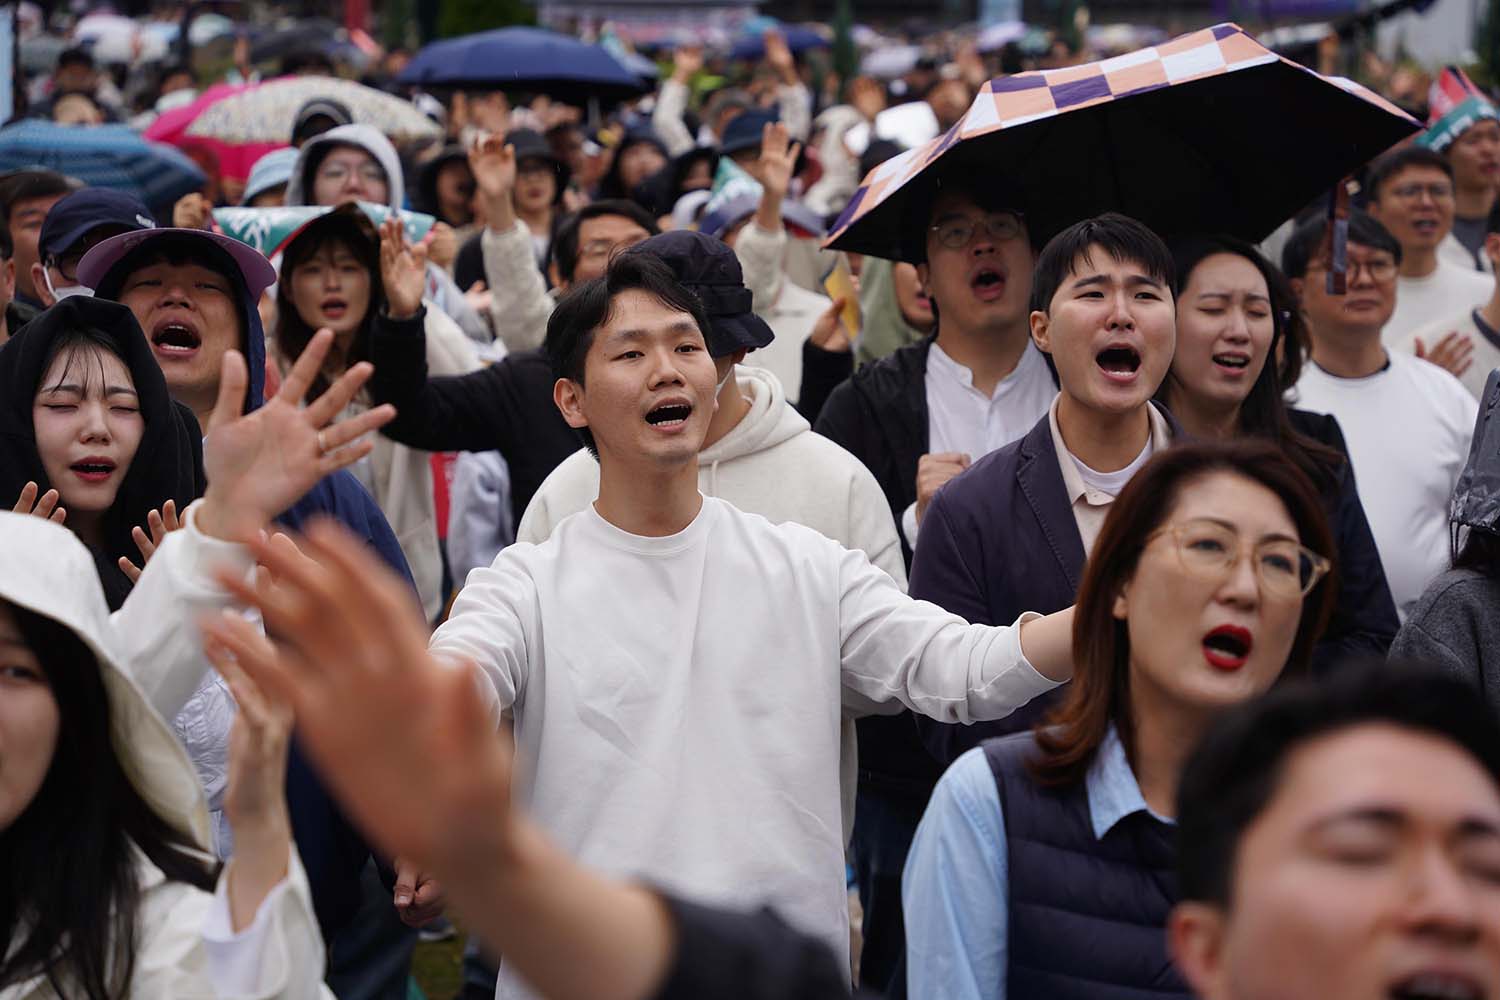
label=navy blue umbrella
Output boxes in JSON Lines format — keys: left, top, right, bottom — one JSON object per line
{"left": 0, "top": 121, "right": 206, "bottom": 213}
{"left": 398, "top": 28, "right": 649, "bottom": 104}
{"left": 730, "top": 26, "right": 830, "bottom": 62}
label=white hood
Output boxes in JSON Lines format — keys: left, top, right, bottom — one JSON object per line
{"left": 700, "top": 365, "right": 807, "bottom": 465}
{"left": 0, "top": 512, "right": 211, "bottom": 851}
{"left": 285, "top": 123, "right": 406, "bottom": 211}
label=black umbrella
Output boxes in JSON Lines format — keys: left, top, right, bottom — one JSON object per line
{"left": 826, "top": 22, "right": 1421, "bottom": 260}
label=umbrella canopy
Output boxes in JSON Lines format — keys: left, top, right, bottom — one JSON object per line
{"left": 826, "top": 23, "right": 1419, "bottom": 261}
{"left": 397, "top": 27, "right": 649, "bottom": 105}
{"left": 144, "top": 75, "right": 441, "bottom": 183}
{"left": 0, "top": 121, "right": 205, "bottom": 213}
{"left": 730, "top": 25, "right": 830, "bottom": 62}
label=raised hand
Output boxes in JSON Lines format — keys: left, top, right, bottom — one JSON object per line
{"left": 424, "top": 220, "right": 457, "bottom": 270}
{"left": 205, "top": 628, "right": 295, "bottom": 932}
{"left": 763, "top": 30, "right": 797, "bottom": 84}
{"left": 200, "top": 521, "right": 513, "bottom": 873}
{"left": 194, "top": 330, "right": 395, "bottom": 542}
{"left": 469, "top": 133, "right": 518, "bottom": 233}
{"left": 754, "top": 120, "right": 800, "bottom": 201}
{"left": 808, "top": 295, "right": 852, "bottom": 353}
{"left": 172, "top": 192, "right": 213, "bottom": 231}
{"left": 12, "top": 481, "right": 66, "bottom": 525}
{"left": 672, "top": 44, "right": 703, "bottom": 83}
{"left": 118, "top": 500, "right": 182, "bottom": 583}
{"left": 379, "top": 217, "right": 429, "bottom": 320}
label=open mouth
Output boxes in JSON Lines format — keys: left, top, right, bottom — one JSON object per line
{"left": 1387, "top": 972, "right": 1486, "bottom": 1000}
{"left": 970, "top": 266, "right": 1005, "bottom": 301}
{"left": 69, "top": 458, "right": 116, "bottom": 482}
{"left": 1212, "top": 352, "right": 1251, "bottom": 374}
{"left": 151, "top": 321, "right": 201, "bottom": 357}
{"left": 1202, "top": 625, "right": 1252, "bottom": 671}
{"left": 644, "top": 401, "right": 693, "bottom": 428}
{"left": 321, "top": 297, "right": 348, "bottom": 318}
{"left": 1411, "top": 218, "right": 1440, "bottom": 237}
{"left": 1096, "top": 345, "right": 1142, "bottom": 382}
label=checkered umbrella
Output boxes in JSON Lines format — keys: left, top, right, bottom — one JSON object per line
{"left": 825, "top": 23, "right": 1421, "bottom": 260}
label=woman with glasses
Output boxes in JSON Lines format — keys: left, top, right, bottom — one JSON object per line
{"left": 902, "top": 440, "right": 1337, "bottom": 1000}
{"left": 274, "top": 206, "right": 478, "bottom": 620}
{"left": 1156, "top": 235, "right": 1399, "bottom": 667}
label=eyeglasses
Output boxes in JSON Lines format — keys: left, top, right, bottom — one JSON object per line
{"left": 929, "top": 212, "right": 1025, "bottom": 250}
{"left": 316, "top": 161, "right": 388, "bottom": 186}
{"left": 1308, "top": 256, "right": 1398, "bottom": 284}
{"left": 1386, "top": 181, "right": 1455, "bottom": 203}
{"left": 578, "top": 239, "right": 619, "bottom": 261}
{"left": 1148, "top": 518, "right": 1331, "bottom": 599}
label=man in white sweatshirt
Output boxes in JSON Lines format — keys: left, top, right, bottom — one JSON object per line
{"left": 428, "top": 250, "right": 1074, "bottom": 999}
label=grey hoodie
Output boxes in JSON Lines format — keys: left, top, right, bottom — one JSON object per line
{"left": 285, "top": 123, "right": 489, "bottom": 343}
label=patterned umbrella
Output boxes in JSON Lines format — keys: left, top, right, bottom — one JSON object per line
{"left": 0, "top": 121, "right": 205, "bottom": 212}
{"left": 212, "top": 203, "right": 435, "bottom": 261}
{"left": 145, "top": 75, "right": 441, "bottom": 182}
{"left": 825, "top": 22, "right": 1420, "bottom": 260}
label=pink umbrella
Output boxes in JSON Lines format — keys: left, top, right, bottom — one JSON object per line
{"left": 144, "top": 81, "right": 284, "bottom": 184}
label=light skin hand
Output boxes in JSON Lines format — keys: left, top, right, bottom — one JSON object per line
{"left": 378, "top": 217, "right": 429, "bottom": 321}
{"left": 13, "top": 481, "right": 66, "bottom": 525}
{"left": 172, "top": 192, "right": 213, "bottom": 231}
{"left": 763, "top": 31, "right": 797, "bottom": 85}
{"left": 118, "top": 500, "right": 181, "bottom": 583}
{"left": 205, "top": 633, "right": 294, "bottom": 932}
{"left": 1413, "top": 330, "right": 1475, "bottom": 378}
{"left": 393, "top": 857, "right": 447, "bottom": 926}
{"left": 753, "top": 121, "right": 799, "bottom": 234}
{"left": 808, "top": 295, "right": 851, "bottom": 352}
{"left": 193, "top": 329, "right": 396, "bottom": 543}
{"left": 671, "top": 45, "right": 702, "bottom": 84}
{"left": 469, "top": 134, "right": 518, "bottom": 233}
{"left": 424, "top": 221, "right": 457, "bottom": 270}
{"left": 915, "top": 452, "right": 971, "bottom": 524}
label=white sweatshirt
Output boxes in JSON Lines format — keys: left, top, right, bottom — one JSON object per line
{"left": 1386, "top": 262, "right": 1492, "bottom": 346}
{"left": 1292, "top": 352, "right": 1477, "bottom": 617}
{"left": 431, "top": 497, "right": 1057, "bottom": 999}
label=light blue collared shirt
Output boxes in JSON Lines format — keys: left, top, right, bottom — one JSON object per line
{"left": 901, "top": 726, "right": 1172, "bottom": 1000}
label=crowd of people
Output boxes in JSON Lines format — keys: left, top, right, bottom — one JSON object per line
{"left": 1, "top": 9, "right": 1499, "bottom": 1000}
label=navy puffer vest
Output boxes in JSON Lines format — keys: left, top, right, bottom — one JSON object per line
{"left": 984, "top": 733, "right": 1191, "bottom": 1000}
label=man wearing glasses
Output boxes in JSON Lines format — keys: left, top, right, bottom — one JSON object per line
{"left": 1364, "top": 146, "right": 1492, "bottom": 347}
{"left": 813, "top": 169, "right": 1057, "bottom": 993}
{"left": 32, "top": 188, "right": 155, "bottom": 307}
{"left": 1284, "top": 209, "right": 1477, "bottom": 618}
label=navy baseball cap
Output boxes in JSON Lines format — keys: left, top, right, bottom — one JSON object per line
{"left": 39, "top": 188, "right": 156, "bottom": 259}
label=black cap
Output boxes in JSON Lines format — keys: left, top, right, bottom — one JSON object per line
{"left": 39, "top": 188, "right": 155, "bottom": 259}
{"left": 625, "top": 230, "right": 773, "bottom": 356}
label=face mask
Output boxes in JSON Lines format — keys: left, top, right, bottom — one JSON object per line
{"left": 43, "top": 268, "right": 92, "bottom": 302}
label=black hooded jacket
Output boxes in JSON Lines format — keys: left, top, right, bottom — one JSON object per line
{"left": 0, "top": 297, "right": 204, "bottom": 610}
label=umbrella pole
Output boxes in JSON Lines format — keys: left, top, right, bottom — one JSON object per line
{"left": 588, "top": 97, "right": 601, "bottom": 127}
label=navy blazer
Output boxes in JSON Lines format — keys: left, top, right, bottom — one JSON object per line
{"left": 909, "top": 406, "right": 1180, "bottom": 766}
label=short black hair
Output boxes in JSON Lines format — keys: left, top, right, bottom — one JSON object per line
{"left": 549, "top": 200, "right": 659, "bottom": 285}
{"left": 1280, "top": 209, "right": 1403, "bottom": 280}
{"left": 55, "top": 46, "right": 94, "bottom": 72}
{"left": 1365, "top": 146, "right": 1454, "bottom": 204}
{"left": 1028, "top": 212, "right": 1174, "bottom": 314}
{"left": 0, "top": 222, "right": 13, "bottom": 260}
{"left": 903, "top": 163, "right": 1031, "bottom": 263}
{"left": 544, "top": 252, "right": 712, "bottom": 456}
{"left": 0, "top": 170, "right": 74, "bottom": 227}
{"left": 1176, "top": 661, "right": 1500, "bottom": 907}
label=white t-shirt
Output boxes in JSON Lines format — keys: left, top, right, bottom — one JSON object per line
{"left": 1291, "top": 352, "right": 1477, "bottom": 617}
{"left": 1397, "top": 307, "right": 1500, "bottom": 401}
{"left": 1386, "top": 262, "right": 1493, "bottom": 347}
{"left": 432, "top": 496, "right": 1058, "bottom": 999}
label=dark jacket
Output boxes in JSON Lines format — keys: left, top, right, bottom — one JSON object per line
{"left": 366, "top": 325, "right": 581, "bottom": 525}
{"left": 0, "top": 297, "right": 205, "bottom": 610}
{"left": 1391, "top": 567, "right": 1500, "bottom": 719}
{"left": 813, "top": 337, "right": 932, "bottom": 570}
{"left": 986, "top": 733, "right": 1191, "bottom": 1000}
{"left": 909, "top": 409, "right": 1109, "bottom": 764}
{"left": 1285, "top": 408, "right": 1400, "bottom": 667}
